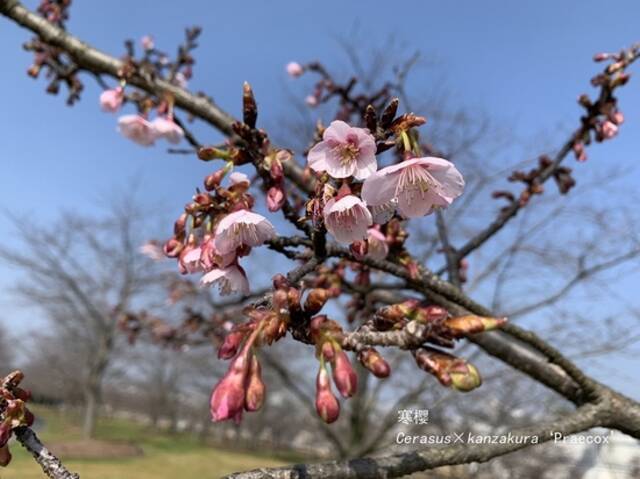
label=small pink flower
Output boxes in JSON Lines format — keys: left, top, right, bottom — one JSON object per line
{"left": 117, "top": 115, "right": 157, "bottom": 146}
{"left": 152, "top": 117, "right": 184, "bottom": 144}
{"left": 100, "top": 87, "right": 124, "bottom": 113}
{"left": 600, "top": 120, "right": 618, "bottom": 139}
{"left": 214, "top": 210, "right": 276, "bottom": 254}
{"left": 305, "top": 94, "right": 318, "bottom": 107}
{"left": 141, "top": 35, "right": 155, "bottom": 51}
{"left": 201, "top": 265, "right": 250, "bottom": 296}
{"left": 362, "top": 157, "right": 464, "bottom": 218}
{"left": 139, "top": 241, "right": 165, "bottom": 261}
{"left": 286, "top": 62, "right": 304, "bottom": 78}
{"left": 308, "top": 121, "right": 377, "bottom": 180}
{"left": 367, "top": 228, "right": 389, "bottom": 260}
{"left": 323, "top": 195, "right": 372, "bottom": 244}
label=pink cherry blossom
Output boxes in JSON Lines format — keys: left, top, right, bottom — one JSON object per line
{"left": 323, "top": 194, "right": 372, "bottom": 244}
{"left": 201, "top": 265, "right": 250, "bottom": 296}
{"left": 362, "top": 157, "right": 464, "bottom": 218}
{"left": 151, "top": 117, "right": 184, "bottom": 144}
{"left": 100, "top": 87, "right": 124, "bottom": 113}
{"left": 367, "top": 228, "right": 389, "bottom": 260}
{"left": 286, "top": 62, "right": 304, "bottom": 78}
{"left": 117, "top": 115, "right": 157, "bottom": 146}
{"left": 214, "top": 210, "right": 276, "bottom": 254}
{"left": 308, "top": 121, "right": 377, "bottom": 180}
{"left": 199, "top": 235, "right": 236, "bottom": 271}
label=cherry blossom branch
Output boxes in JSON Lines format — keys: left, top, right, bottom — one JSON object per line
{"left": 13, "top": 427, "right": 79, "bottom": 479}
{"left": 223, "top": 402, "right": 605, "bottom": 479}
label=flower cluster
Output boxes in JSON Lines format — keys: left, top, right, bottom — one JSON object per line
{"left": 158, "top": 167, "right": 275, "bottom": 296}
{"left": 307, "top": 120, "right": 464, "bottom": 246}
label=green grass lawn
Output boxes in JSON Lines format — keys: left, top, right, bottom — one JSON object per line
{"left": 1, "top": 406, "right": 287, "bottom": 479}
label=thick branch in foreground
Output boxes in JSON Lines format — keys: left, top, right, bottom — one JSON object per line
{"left": 224, "top": 404, "right": 602, "bottom": 479}
{"left": 14, "top": 427, "right": 79, "bottom": 479}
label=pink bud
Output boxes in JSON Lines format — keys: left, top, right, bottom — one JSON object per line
{"left": 286, "top": 62, "right": 304, "bottom": 78}
{"left": 305, "top": 94, "right": 318, "bottom": 107}
{"left": 244, "top": 355, "right": 266, "bottom": 412}
{"left": 331, "top": 350, "right": 358, "bottom": 398}
{"left": 593, "top": 52, "right": 610, "bottom": 62}
{"left": 163, "top": 238, "right": 184, "bottom": 258}
{"left": 358, "top": 348, "right": 390, "bottom": 378}
{"left": 267, "top": 186, "right": 285, "bottom": 212}
{"left": 210, "top": 351, "right": 250, "bottom": 422}
{"left": 218, "top": 331, "right": 245, "bottom": 360}
{"left": 99, "top": 87, "right": 123, "bottom": 113}
{"left": 611, "top": 111, "right": 624, "bottom": 125}
{"left": 315, "top": 366, "right": 340, "bottom": 423}
{"left": 601, "top": 120, "right": 618, "bottom": 139}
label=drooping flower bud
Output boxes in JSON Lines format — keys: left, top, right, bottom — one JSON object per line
{"left": 358, "top": 348, "right": 390, "bottom": 378}
{"left": 315, "top": 366, "right": 340, "bottom": 424}
{"left": 210, "top": 350, "right": 250, "bottom": 422}
{"left": 331, "top": 350, "right": 357, "bottom": 398}
{"left": 244, "top": 355, "right": 266, "bottom": 412}
{"left": 304, "top": 288, "right": 330, "bottom": 315}
{"left": 99, "top": 87, "right": 124, "bottom": 113}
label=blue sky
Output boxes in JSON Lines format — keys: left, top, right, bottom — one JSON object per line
{"left": 1, "top": 1, "right": 639, "bottom": 399}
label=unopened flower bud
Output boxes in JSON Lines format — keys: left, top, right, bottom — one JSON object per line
{"left": 242, "top": 82, "right": 258, "bottom": 129}
{"left": 163, "top": 238, "right": 184, "bottom": 258}
{"left": 315, "top": 366, "right": 340, "bottom": 424}
{"left": 593, "top": 52, "right": 610, "bottom": 62}
{"left": 331, "top": 350, "right": 357, "bottom": 398}
{"left": 449, "top": 362, "right": 482, "bottom": 392}
{"left": 358, "top": 348, "right": 390, "bottom": 378}
{"left": 443, "top": 315, "right": 507, "bottom": 337}
{"left": 244, "top": 355, "right": 265, "bottom": 412}
{"left": 286, "top": 62, "right": 304, "bottom": 78}
{"left": 204, "top": 170, "right": 226, "bottom": 190}
{"left": 415, "top": 347, "right": 482, "bottom": 392}
{"left": 193, "top": 192, "right": 212, "bottom": 206}
{"left": 304, "top": 288, "right": 330, "bottom": 315}
{"left": 305, "top": 94, "right": 318, "bottom": 107}
{"left": 218, "top": 331, "right": 245, "bottom": 360}
{"left": 267, "top": 186, "right": 285, "bottom": 212}
{"left": 287, "top": 287, "right": 301, "bottom": 311}
{"left": 210, "top": 350, "right": 250, "bottom": 422}
{"left": 320, "top": 341, "right": 335, "bottom": 362}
